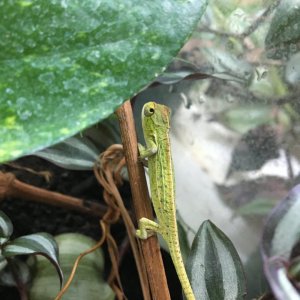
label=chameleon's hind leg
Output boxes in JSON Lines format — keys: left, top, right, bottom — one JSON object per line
{"left": 136, "top": 217, "right": 160, "bottom": 239}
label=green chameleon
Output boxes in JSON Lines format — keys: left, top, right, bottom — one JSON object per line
{"left": 136, "top": 101, "right": 195, "bottom": 300}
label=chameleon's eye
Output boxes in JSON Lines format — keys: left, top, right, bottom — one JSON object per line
{"left": 144, "top": 107, "right": 155, "bottom": 116}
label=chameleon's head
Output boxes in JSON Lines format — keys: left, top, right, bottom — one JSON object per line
{"left": 142, "top": 101, "right": 171, "bottom": 128}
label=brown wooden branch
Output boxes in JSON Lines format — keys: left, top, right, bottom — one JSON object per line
{"left": 0, "top": 171, "right": 107, "bottom": 217}
{"left": 116, "top": 100, "right": 171, "bottom": 300}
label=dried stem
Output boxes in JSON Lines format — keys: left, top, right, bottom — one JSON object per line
{"left": 0, "top": 172, "right": 106, "bottom": 217}
{"left": 116, "top": 100, "right": 171, "bottom": 300}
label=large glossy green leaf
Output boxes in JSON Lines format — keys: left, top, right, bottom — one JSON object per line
{"left": 2, "top": 233, "right": 63, "bottom": 287}
{"left": 186, "top": 220, "right": 246, "bottom": 300}
{"left": 0, "top": 0, "right": 208, "bottom": 163}
{"left": 0, "top": 211, "right": 13, "bottom": 245}
{"left": 265, "top": 0, "right": 300, "bottom": 59}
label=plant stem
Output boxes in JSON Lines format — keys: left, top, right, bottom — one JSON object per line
{"left": 116, "top": 100, "right": 171, "bottom": 300}
{"left": 0, "top": 172, "right": 107, "bottom": 217}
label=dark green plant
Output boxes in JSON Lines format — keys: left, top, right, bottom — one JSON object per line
{"left": 0, "top": 211, "right": 62, "bottom": 300}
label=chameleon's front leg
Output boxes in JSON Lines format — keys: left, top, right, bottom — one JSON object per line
{"left": 138, "top": 136, "right": 157, "bottom": 160}
{"left": 136, "top": 217, "right": 161, "bottom": 239}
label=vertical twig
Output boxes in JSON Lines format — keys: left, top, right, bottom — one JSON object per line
{"left": 116, "top": 100, "right": 171, "bottom": 300}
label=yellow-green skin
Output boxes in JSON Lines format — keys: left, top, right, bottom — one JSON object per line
{"left": 136, "top": 101, "right": 195, "bottom": 300}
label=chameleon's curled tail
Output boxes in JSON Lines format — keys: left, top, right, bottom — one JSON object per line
{"left": 169, "top": 241, "right": 196, "bottom": 300}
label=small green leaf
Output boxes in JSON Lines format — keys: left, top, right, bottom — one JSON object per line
{"left": 0, "top": 211, "right": 13, "bottom": 245}
{"left": 236, "top": 198, "right": 276, "bottom": 216}
{"left": 265, "top": 0, "right": 300, "bottom": 59}
{"left": 186, "top": 220, "right": 246, "bottom": 300}
{"left": 220, "top": 105, "right": 273, "bottom": 134}
{"left": 2, "top": 233, "right": 63, "bottom": 287}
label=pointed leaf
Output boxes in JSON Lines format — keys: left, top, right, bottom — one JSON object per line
{"left": 186, "top": 220, "right": 246, "bottom": 300}
{"left": 2, "top": 233, "right": 63, "bottom": 287}
{"left": 153, "top": 71, "right": 211, "bottom": 85}
{"left": 33, "top": 136, "right": 99, "bottom": 170}
{"left": 261, "top": 185, "right": 300, "bottom": 300}
{"left": 29, "top": 233, "right": 114, "bottom": 300}
{"left": 0, "top": 211, "right": 13, "bottom": 245}
{"left": 0, "top": 0, "right": 208, "bottom": 163}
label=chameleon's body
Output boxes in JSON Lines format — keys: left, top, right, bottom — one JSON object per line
{"left": 136, "top": 101, "right": 195, "bottom": 300}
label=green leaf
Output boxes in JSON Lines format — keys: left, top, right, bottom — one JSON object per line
{"left": 33, "top": 136, "right": 99, "bottom": 170}
{"left": 0, "top": 211, "right": 13, "bottom": 245}
{"left": 154, "top": 70, "right": 211, "bottom": 85}
{"left": 0, "top": 0, "right": 208, "bottom": 163}
{"left": 201, "top": 48, "right": 253, "bottom": 84}
{"left": 2, "top": 233, "right": 63, "bottom": 287}
{"left": 186, "top": 220, "right": 246, "bottom": 300}
{"left": 265, "top": 0, "right": 300, "bottom": 59}
{"left": 236, "top": 197, "right": 276, "bottom": 216}
{"left": 29, "top": 233, "right": 114, "bottom": 300}
{"left": 220, "top": 104, "right": 273, "bottom": 134}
